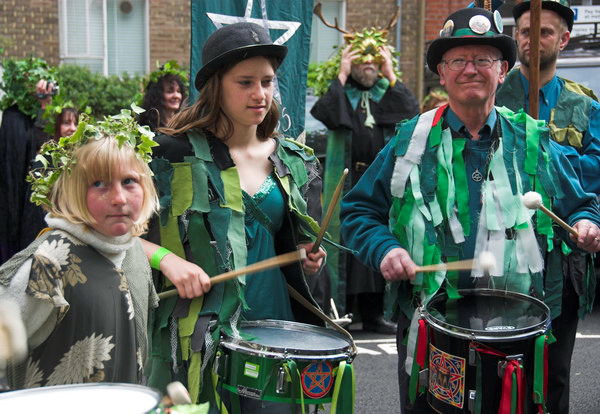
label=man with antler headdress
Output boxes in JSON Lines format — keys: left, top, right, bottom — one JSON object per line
{"left": 310, "top": 4, "right": 419, "bottom": 334}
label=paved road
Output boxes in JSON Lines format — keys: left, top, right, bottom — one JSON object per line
{"left": 349, "top": 302, "right": 600, "bottom": 413}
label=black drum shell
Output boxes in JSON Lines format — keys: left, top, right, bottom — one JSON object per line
{"left": 423, "top": 289, "right": 550, "bottom": 413}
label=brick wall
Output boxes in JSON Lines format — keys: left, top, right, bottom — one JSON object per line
{"left": 0, "top": 0, "right": 190, "bottom": 71}
{"left": 425, "top": 0, "right": 471, "bottom": 42}
{"left": 148, "top": 0, "right": 190, "bottom": 68}
{"left": 0, "top": 0, "right": 60, "bottom": 66}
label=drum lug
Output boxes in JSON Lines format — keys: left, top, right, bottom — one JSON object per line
{"left": 276, "top": 366, "right": 288, "bottom": 394}
{"left": 469, "top": 347, "right": 476, "bottom": 366}
{"left": 498, "top": 354, "right": 523, "bottom": 378}
{"left": 418, "top": 368, "right": 429, "bottom": 388}
{"left": 213, "top": 353, "right": 228, "bottom": 378}
{"left": 468, "top": 390, "right": 476, "bottom": 413}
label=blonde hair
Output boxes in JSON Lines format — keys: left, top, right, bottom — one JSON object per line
{"left": 46, "top": 137, "right": 159, "bottom": 236}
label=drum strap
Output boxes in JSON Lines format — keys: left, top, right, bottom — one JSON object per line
{"left": 469, "top": 342, "right": 526, "bottom": 414}
{"left": 408, "top": 318, "right": 428, "bottom": 404}
{"left": 330, "top": 360, "right": 355, "bottom": 414}
{"left": 533, "top": 334, "right": 549, "bottom": 414}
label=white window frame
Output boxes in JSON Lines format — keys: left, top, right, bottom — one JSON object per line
{"left": 58, "top": 0, "right": 149, "bottom": 75}
{"left": 310, "top": 0, "right": 346, "bottom": 63}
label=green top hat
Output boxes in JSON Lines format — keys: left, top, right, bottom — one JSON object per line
{"left": 513, "top": 0, "right": 574, "bottom": 32}
{"left": 427, "top": 7, "right": 516, "bottom": 76}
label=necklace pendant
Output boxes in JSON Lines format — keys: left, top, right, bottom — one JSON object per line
{"left": 472, "top": 169, "right": 483, "bottom": 182}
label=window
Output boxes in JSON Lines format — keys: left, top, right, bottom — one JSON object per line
{"left": 59, "top": 0, "right": 148, "bottom": 76}
{"left": 310, "top": 0, "right": 346, "bottom": 63}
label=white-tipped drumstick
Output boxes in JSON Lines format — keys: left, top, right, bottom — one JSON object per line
{"left": 158, "top": 249, "right": 307, "bottom": 300}
{"left": 476, "top": 251, "right": 497, "bottom": 274}
{"left": 523, "top": 191, "right": 579, "bottom": 237}
{"left": 166, "top": 381, "right": 192, "bottom": 405}
{"left": 415, "top": 252, "right": 496, "bottom": 274}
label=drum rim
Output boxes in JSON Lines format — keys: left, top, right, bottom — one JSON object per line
{"left": 0, "top": 382, "right": 162, "bottom": 402}
{"left": 422, "top": 289, "right": 551, "bottom": 342}
{"left": 220, "top": 319, "right": 355, "bottom": 360}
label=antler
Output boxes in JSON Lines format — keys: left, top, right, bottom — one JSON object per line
{"left": 383, "top": 7, "right": 401, "bottom": 32}
{"left": 484, "top": 0, "right": 492, "bottom": 11}
{"left": 313, "top": 3, "right": 350, "bottom": 34}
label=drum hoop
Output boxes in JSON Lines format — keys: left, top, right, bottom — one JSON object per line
{"left": 220, "top": 319, "right": 354, "bottom": 360}
{"left": 0, "top": 382, "right": 162, "bottom": 402}
{"left": 423, "top": 289, "right": 551, "bottom": 342}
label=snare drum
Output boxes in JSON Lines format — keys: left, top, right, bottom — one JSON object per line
{"left": 214, "top": 319, "right": 355, "bottom": 407}
{"left": 0, "top": 383, "right": 161, "bottom": 414}
{"left": 422, "top": 289, "right": 550, "bottom": 413}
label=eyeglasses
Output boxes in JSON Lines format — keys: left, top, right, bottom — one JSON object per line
{"left": 441, "top": 57, "right": 502, "bottom": 71}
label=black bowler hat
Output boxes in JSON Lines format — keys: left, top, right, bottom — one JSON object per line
{"left": 194, "top": 22, "right": 288, "bottom": 91}
{"left": 426, "top": 7, "right": 516, "bottom": 75}
{"left": 513, "top": 0, "right": 574, "bottom": 32}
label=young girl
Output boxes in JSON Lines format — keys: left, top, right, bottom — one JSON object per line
{"left": 138, "top": 62, "right": 187, "bottom": 132}
{"left": 142, "top": 22, "right": 327, "bottom": 408}
{"left": 0, "top": 113, "right": 159, "bottom": 389}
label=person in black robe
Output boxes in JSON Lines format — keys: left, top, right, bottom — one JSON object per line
{"left": 311, "top": 44, "right": 419, "bottom": 334}
{"left": 0, "top": 80, "right": 55, "bottom": 264}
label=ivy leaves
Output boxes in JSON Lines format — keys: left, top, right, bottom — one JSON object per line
{"left": 27, "top": 105, "right": 157, "bottom": 207}
{"left": 0, "top": 57, "right": 58, "bottom": 119}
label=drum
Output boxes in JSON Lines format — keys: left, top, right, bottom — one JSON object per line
{"left": 422, "top": 289, "right": 550, "bottom": 413}
{"left": 0, "top": 383, "right": 161, "bottom": 414}
{"left": 215, "top": 319, "right": 355, "bottom": 406}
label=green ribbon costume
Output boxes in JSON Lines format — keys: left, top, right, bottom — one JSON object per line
{"left": 147, "top": 130, "right": 325, "bottom": 404}
{"left": 497, "top": 69, "right": 598, "bottom": 318}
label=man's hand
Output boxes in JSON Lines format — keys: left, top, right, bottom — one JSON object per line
{"left": 338, "top": 45, "right": 361, "bottom": 86}
{"left": 35, "top": 79, "right": 55, "bottom": 110}
{"left": 572, "top": 219, "right": 600, "bottom": 253}
{"left": 379, "top": 46, "right": 397, "bottom": 85}
{"left": 380, "top": 247, "right": 416, "bottom": 281}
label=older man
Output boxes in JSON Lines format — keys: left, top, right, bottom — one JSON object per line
{"left": 341, "top": 7, "right": 600, "bottom": 413}
{"left": 495, "top": 2, "right": 600, "bottom": 412}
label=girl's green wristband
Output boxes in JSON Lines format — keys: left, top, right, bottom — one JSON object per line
{"left": 151, "top": 247, "right": 171, "bottom": 270}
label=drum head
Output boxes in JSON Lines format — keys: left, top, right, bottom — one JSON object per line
{"left": 424, "top": 289, "right": 550, "bottom": 341}
{"left": 0, "top": 383, "right": 161, "bottom": 413}
{"left": 221, "top": 319, "right": 353, "bottom": 360}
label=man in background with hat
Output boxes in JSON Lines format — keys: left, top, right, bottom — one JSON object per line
{"left": 496, "top": 2, "right": 600, "bottom": 411}
{"left": 311, "top": 26, "right": 419, "bottom": 335}
{"left": 340, "top": 6, "right": 600, "bottom": 412}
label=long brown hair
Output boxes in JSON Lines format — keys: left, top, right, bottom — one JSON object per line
{"left": 159, "top": 57, "right": 280, "bottom": 141}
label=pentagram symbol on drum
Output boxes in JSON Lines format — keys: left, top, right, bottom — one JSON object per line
{"left": 301, "top": 361, "right": 334, "bottom": 398}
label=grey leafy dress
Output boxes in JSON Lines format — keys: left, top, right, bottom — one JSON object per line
{"left": 0, "top": 216, "right": 157, "bottom": 389}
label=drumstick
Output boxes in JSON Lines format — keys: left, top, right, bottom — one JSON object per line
{"left": 415, "top": 259, "right": 475, "bottom": 273}
{"left": 311, "top": 168, "right": 349, "bottom": 253}
{"left": 158, "top": 249, "right": 307, "bottom": 300}
{"left": 523, "top": 191, "right": 579, "bottom": 237}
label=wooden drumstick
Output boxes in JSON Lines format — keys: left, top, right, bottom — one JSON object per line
{"left": 523, "top": 191, "right": 579, "bottom": 237}
{"left": 158, "top": 249, "right": 307, "bottom": 300}
{"left": 311, "top": 168, "right": 349, "bottom": 254}
{"left": 414, "top": 252, "right": 496, "bottom": 274}
{"left": 415, "top": 259, "right": 475, "bottom": 273}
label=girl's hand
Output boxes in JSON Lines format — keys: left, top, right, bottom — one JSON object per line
{"left": 298, "top": 243, "right": 326, "bottom": 275}
{"left": 160, "top": 253, "right": 212, "bottom": 299}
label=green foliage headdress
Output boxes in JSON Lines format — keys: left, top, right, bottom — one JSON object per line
{"left": 0, "top": 57, "right": 58, "bottom": 119}
{"left": 27, "top": 104, "right": 158, "bottom": 207}
{"left": 308, "top": 3, "right": 402, "bottom": 96}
